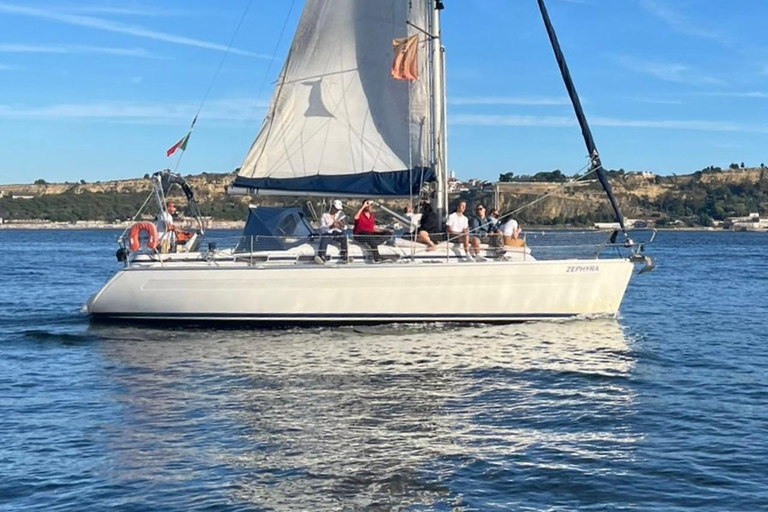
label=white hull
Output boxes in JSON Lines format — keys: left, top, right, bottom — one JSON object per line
{"left": 87, "top": 258, "right": 634, "bottom": 324}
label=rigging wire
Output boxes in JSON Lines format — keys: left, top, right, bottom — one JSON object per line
{"left": 171, "top": 0, "right": 255, "bottom": 174}
{"left": 496, "top": 162, "right": 596, "bottom": 223}
{"left": 407, "top": 159, "right": 599, "bottom": 257}
{"left": 229, "top": 0, "right": 298, "bottom": 176}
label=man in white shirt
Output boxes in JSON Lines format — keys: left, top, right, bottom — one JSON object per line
{"left": 446, "top": 200, "right": 482, "bottom": 260}
{"left": 155, "top": 201, "right": 176, "bottom": 252}
{"left": 315, "top": 199, "right": 349, "bottom": 264}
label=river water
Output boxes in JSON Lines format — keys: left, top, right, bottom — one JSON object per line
{"left": 1, "top": 230, "right": 766, "bottom": 511}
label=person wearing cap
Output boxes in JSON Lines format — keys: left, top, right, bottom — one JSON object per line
{"left": 315, "top": 199, "right": 349, "bottom": 264}
{"left": 156, "top": 201, "right": 176, "bottom": 252}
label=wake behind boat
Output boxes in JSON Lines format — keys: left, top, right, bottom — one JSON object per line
{"left": 86, "top": 0, "right": 654, "bottom": 324}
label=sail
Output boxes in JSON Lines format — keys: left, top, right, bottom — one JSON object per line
{"left": 233, "top": 0, "right": 435, "bottom": 197}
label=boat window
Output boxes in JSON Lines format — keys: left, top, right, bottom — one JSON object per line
{"left": 277, "top": 214, "right": 298, "bottom": 236}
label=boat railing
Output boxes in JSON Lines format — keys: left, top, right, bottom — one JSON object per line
{"left": 123, "top": 229, "right": 655, "bottom": 267}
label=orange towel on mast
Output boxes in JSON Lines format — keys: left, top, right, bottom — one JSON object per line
{"left": 391, "top": 35, "right": 419, "bottom": 81}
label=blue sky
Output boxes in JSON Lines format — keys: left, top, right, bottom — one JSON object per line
{"left": 0, "top": 0, "right": 766, "bottom": 185}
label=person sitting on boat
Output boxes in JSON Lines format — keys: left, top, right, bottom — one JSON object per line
{"left": 353, "top": 200, "right": 391, "bottom": 262}
{"left": 416, "top": 202, "right": 441, "bottom": 251}
{"left": 446, "top": 200, "right": 482, "bottom": 260}
{"left": 487, "top": 208, "right": 502, "bottom": 230}
{"left": 404, "top": 205, "right": 422, "bottom": 236}
{"left": 314, "top": 199, "right": 349, "bottom": 265}
{"left": 471, "top": 204, "right": 502, "bottom": 247}
{"left": 501, "top": 216, "right": 524, "bottom": 246}
{"left": 155, "top": 201, "right": 176, "bottom": 252}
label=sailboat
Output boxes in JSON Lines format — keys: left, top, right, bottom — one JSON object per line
{"left": 86, "top": 0, "right": 653, "bottom": 324}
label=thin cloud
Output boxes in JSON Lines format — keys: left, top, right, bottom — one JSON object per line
{"left": 59, "top": 5, "right": 186, "bottom": 17}
{"left": 451, "top": 114, "right": 765, "bottom": 133}
{"left": 697, "top": 91, "right": 768, "bottom": 99}
{"left": 452, "top": 115, "right": 573, "bottom": 128}
{"left": 627, "top": 96, "right": 684, "bottom": 105}
{"left": 449, "top": 96, "right": 570, "bottom": 106}
{"left": 0, "top": 43, "right": 159, "bottom": 58}
{"left": 0, "top": 2, "right": 263, "bottom": 57}
{"left": 638, "top": 0, "right": 731, "bottom": 47}
{"left": 614, "top": 55, "right": 725, "bottom": 86}
{"left": 0, "top": 98, "right": 269, "bottom": 123}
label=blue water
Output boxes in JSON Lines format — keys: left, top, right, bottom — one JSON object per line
{"left": 1, "top": 229, "right": 766, "bottom": 511}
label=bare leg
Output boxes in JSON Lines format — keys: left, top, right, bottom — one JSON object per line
{"left": 471, "top": 236, "right": 481, "bottom": 255}
{"left": 417, "top": 230, "right": 437, "bottom": 250}
{"left": 461, "top": 233, "right": 469, "bottom": 254}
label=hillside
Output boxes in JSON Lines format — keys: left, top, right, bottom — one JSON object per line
{"left": 473, "top": 166, "right": 768, "bottom": 227}
{"left": 1, "top": 166, "right": 767, "bottom": 227}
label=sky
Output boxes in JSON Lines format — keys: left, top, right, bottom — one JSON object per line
{"left": 0, "top": 0, "right": 767, "bottom": 185}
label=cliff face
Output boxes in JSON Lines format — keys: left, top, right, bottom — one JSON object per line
{"left": 488, "top": 167, "right": 768, "bottom": 225}
{"left": 2, "top": 167, "right": 766, "bottom": 225}
{"left": 0, "top": 173, "right": 233, "bottom": 198}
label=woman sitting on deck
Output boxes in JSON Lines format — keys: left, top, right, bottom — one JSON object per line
{"left": 353, "top": 200, "right": 392, "bottom": 262}
{"left": 416, "top": 203, "right": 441, "bottom": 251}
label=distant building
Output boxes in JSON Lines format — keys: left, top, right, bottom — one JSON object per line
{"left": 594, "top": 222, "right": 621, "bottom": 231}
{"left": 726, "top": 213, "right": 768, "bottom": 231}
{"left": 640, "top": 171, "right": 655, "bottom": 179}
{"left": 0, "top": 207, "right": 7, "bottom": 225}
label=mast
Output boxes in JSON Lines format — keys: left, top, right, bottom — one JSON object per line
{"left": 536, "top": 0, "right": 626, "bottom": 231}
{"left": 431, "top": 0, "right": 448, "bottom": 222}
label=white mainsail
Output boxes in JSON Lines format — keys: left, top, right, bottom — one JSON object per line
{"left": 233, "top": 0, "right": 434, "bottom": 197}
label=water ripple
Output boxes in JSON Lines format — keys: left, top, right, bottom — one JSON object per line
{"left": 1, "top": 230, "right": 767, "bottom": 510}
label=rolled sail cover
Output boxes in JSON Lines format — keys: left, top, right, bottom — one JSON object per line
{"left": 234, "top": 0, "right": 434, "bottom": 197}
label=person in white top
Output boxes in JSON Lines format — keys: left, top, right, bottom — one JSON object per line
{"left": 404, "top": 205, "right": 422, "bottom": 234}
{"left": 155, "top": 201, "right": 176, "bottom": 252}
{"left": 446, "top": 200, "right": 482, "bottom": 259}
{"left": 315, "top": 199, "right": 349, "bottom": 264}
{"left": 501, "top": 217, "right": 522, "bottom": 246}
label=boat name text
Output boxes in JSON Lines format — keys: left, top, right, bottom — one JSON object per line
{"left": 566, "top": 265, "right": 599, "bottom": 273}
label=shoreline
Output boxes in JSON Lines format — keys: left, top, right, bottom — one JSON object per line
{"left": 0, "top": 222, "right": 746, "bottom": 232}
{"left": 0, "top": 221, "right": 246, "bottom": 230}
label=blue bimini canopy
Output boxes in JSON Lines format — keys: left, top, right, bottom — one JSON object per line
{"left": 236, "top": 206, "right": 315, "bottom": 252}
{"left": 231, "top": 168, "right": 436, "bottom": 198}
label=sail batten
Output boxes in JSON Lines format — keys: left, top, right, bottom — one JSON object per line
{"left": 235, "top": 0, "right": 432, "bottom": 197}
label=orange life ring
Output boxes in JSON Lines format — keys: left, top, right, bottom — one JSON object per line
{"left": 128, "top": 222, "right": 158, "bottom": 252}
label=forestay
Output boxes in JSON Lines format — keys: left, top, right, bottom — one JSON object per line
{"left": 233, "top": 0, "right": 435, "bottom": 197}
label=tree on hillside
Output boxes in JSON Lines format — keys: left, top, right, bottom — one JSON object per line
{"left": 34, "top": 179, "right": 47, "bottom": 185}
{"left": 741, "top": 162, "right": 745, "bottom": 169}
{"left": 729, "top": 163, "right": 740, "bottom": 170}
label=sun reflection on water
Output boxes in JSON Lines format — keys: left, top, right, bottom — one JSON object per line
{"left": 90, "top": 320, "right": 639, "bottom": 509}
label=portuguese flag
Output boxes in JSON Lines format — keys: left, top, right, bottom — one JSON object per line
{"left": 166, "top": 131, "right": 191, "bottom": 157}
{"left": 166, "top": 116, "right": 197, "bottom": 157}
